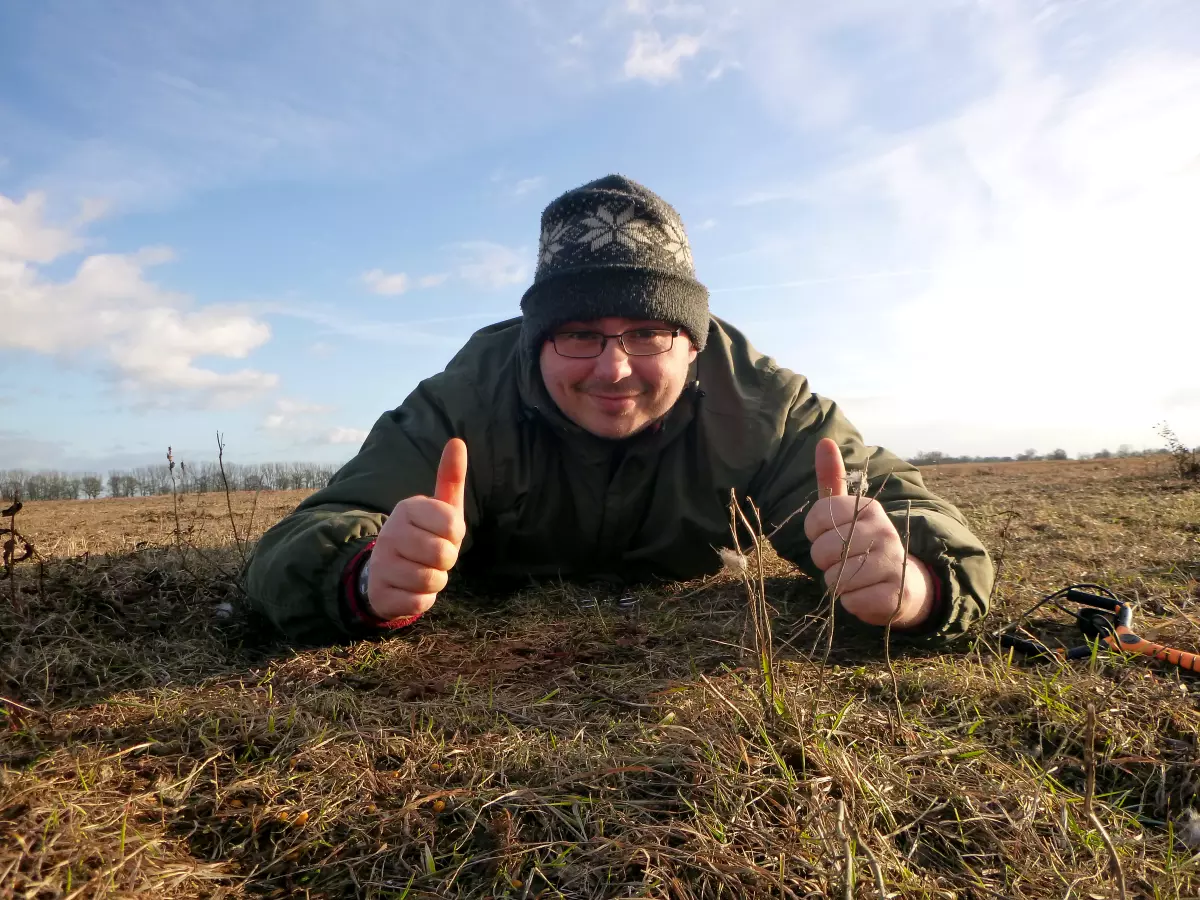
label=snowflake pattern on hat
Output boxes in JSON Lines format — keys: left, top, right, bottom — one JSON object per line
{"left": 657, "top": 219, "right": 693, "bottom": 268}
{"left": 528, "top": 176, "right": 701, "bottom": 284}
{"left": 577, "top": 203, "right": 657, "bottom": 252}
{"left": 538, "top": 220, "right": 569, "bottom": 266}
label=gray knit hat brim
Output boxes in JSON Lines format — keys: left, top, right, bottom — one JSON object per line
{"left": 520, "top": 267, "right": 710, "bottom": 355}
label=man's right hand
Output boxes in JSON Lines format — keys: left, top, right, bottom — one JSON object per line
{"left": 366, "top": 438, "right": 468, "bottom": 620}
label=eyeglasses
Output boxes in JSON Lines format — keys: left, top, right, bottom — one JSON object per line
{"left": 551, "top": 328, "right": 682, "bottom": 358}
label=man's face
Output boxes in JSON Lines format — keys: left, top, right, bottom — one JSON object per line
{"left": 538, "top": 316, "right": 699, "bottom": 440}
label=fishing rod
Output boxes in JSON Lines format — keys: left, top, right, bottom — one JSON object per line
{"left": 997, "top": 583, "right": 1200, "bottom": 672}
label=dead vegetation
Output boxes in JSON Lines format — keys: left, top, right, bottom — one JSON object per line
{"left": 2, "top": 456, "right": 1200, "bottom": 898}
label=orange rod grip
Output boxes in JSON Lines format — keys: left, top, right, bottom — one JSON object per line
{"left": 1108, "top": 627, "right": 1200, "bottom": 672}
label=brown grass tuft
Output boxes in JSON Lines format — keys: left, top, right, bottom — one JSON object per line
{"left": 2, "top": 457, "right": 1199, "bottom": 897}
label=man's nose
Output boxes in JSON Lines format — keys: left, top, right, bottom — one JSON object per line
{"left": 592, "top": 338, "right": 633, "bottom": 381}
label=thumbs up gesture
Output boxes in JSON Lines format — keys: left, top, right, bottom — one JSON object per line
{"left": 367, "top": 438, "right": 469, "bottom": 620}
{"left": 802, "top": 438, "right": 936, "bottom": 629}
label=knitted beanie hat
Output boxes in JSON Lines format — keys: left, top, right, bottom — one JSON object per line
{"left": 520, "top": 175, "right": 710, "bottom": 354}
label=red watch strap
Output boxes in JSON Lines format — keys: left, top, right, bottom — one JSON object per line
{"left": 342, "top": 540, "right": 423, "bottom": 630}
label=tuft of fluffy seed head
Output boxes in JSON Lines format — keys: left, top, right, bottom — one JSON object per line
{"left": 846, "top": 468, "right": 867, "bottom": 496}
{"left": 1176, "top": 808, "right": 1200, "bottom": 850}
{"left": 717, "top": 547, "right": 749, "bottom": 575}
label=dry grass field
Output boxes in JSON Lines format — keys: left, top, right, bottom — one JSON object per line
{"left": 3, "top": 456, "right": 1200, "bottom": 898}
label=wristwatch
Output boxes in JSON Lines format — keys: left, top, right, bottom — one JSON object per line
{"left": 357, "top": 555, "right": 373, "bottom": 610}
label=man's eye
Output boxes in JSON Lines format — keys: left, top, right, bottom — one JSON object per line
{"left": 627, "top": 329, "right": 659, "bottom": 339}
{"left": 562, "top": 332, "right": 599, "bottom": 341}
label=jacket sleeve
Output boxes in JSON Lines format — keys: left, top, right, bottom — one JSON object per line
{"left": 244, "top": 373, "right": 488, "bottom": 643}
{"left": 749, "top": 383, "right": 994, "bottom": 642}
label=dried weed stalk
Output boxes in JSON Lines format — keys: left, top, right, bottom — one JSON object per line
{"left": 217, "top": 430, "right": 248, "bottom": 567}
{"left": 726, "top": 489, "right": 784, "bottom": 720}
{"left": 2, "top": 493, "right": 40, "bottom": 611}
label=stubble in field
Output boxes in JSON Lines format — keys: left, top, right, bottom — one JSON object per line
{"left": 2, "top": 457, "right": 1199, "bottom": 898}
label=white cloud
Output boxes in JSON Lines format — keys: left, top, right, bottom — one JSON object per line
{"left": 72, "top": 197, "right": 112, "bottom": 227}
{"left": 321, "top": 427, "right": 369, "bottom": 445}
{"left": 623, "top": 30, "right": 702, "bottom": 83}
{"left": 784, "top": 49, "right": 1200, "bottom": 451}
{"left": 705, "top": 61, "right": 733, "bottom": 81}
{"left": 455, "top": 241, "right": 530, "bottom": 289}
{"left": 362, "top": 268, "right": 449, "bottom": 295}
{"left": 262, "top": 302, "right": 462, "bottom": 348}
{"left": 624, "top": 0, "right": 708, "bottom": 19}
{"left": 511, "top": 176, "right": 545, "bottom": 197}
{"left": 489, "top": 170, "right": 547, "bottom": 199}
{"left": 0, "top": 191, "right": 276, "bottom": 407}
{"left": 262, "top": 397, "right": 335, "bottom": 431}
{"left": 0, "top": 192, "right": 84, "bottom": 263}
{"left": 361, "top": 268, "right": 410, "bottom": 295}
{"left": 259, "top": 397, "right": 365, "bottom": 448}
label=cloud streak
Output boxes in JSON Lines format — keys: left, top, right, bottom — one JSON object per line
{"left": 0, "top": 4, "right": 639, "bottom": 209}
{"left": 623, "top": 30, "right": 702, "bottom": 83}
{"left": 361, "top": 269, "right": 410, "bottom": 296}
{"left": 361, "top": 268, "right": 450, "bottom": 296}
{"left": 259, "top": 397, "right": 366, "bottom": 447}
{"left": 455, "top": 241, "right": 530, "bottom": 290}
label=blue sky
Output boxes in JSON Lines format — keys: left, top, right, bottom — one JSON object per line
{"left": 2, "top": 0, "right": 1199, "bottom": 472}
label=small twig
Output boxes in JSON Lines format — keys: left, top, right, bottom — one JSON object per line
{"left": 3, "top": 492, "right": 38, "bottom": 613}
{"left": 1087, "top": 808, "right": 1126, "bottom": 900}
{"left": 1080, "top": 703, "right": 1124, "bottom": 899}
{"left": 811, "top": 467, "right": 886, "bottom": 723}
{"left": 0, "top": 694, "right": 48, "bottom": 719}
{"left": 216, "top": 431, "right": 246, "bottom": 565}
{"left": 985, "top": 508, "right": 1019, "bottom": 610}
{"left": 882, "top": 799, "right": 952, "bottom": 840}
{"left": 883, "top": 500, "right": 911, "bottom": 737}
{"left": 835, "top": 799, "right": 855, "bottom": 900}
{"left": 728, "top": 491, "right": 781, "bottom": 719}
{"left": 698, "top": 673, "right": 756, "bottom": 734}
{"left": 766, "top": 500, "right": 812, "bottom": 541}
{"left": 852, "top": 825, "right": 887, "bottom": 899}
{"left": 245, "top": 485, "right": 262, "bottom": 543}
{"left": 167, "top": 447, "right": 182, "bottom": 554}
{"left": 1083, "top": 703, "right": 1097, "bottom": 818}
{"left": 820, "top": 480, "right": 865, "bottom": 670}
{"left": 1053, "top": 802, "right": 1073, "bottom": 856}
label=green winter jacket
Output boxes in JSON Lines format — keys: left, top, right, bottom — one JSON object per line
{"left": 245, "top": 316, "right": 993, "bottom": 643}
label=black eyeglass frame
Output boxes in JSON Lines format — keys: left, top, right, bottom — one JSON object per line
{"left": 550, "top": 327, "right": 683, "bottom": 359}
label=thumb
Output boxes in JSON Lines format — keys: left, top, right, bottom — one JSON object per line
{"left": 815, "top": 438, "right": 848, "bottom": 498}
{"left": 433, "top": 437, "right": 468, "bottom": 512}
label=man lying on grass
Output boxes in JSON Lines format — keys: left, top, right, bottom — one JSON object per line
{"left": 247, "top": 175, "right": 994, "bottom": 644}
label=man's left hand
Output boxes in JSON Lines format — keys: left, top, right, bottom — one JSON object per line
{"left": 803, "top": 438, "right": 936, "bottom": 629}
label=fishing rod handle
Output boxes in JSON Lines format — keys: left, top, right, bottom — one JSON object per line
{"left": 1107, "top": 627, "right": 1200, "bottom": 673}
{"left": 1065, "top": 588, "right": 1134, "bottom": 627}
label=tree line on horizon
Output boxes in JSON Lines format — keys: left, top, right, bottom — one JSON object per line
{"left": 907, "top": 444, "right": 1172, "bottom": 465}
{"left": 0, "top": 461, "right": 340, "bottom": 502}
{"left": 0, "top": 443, "right": 1187, "bottom": 503}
